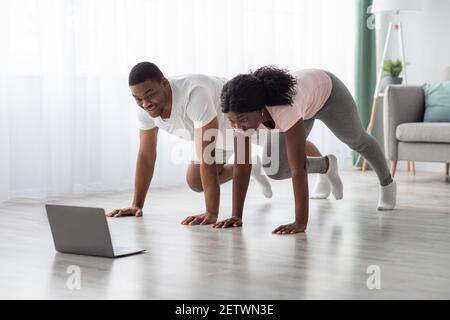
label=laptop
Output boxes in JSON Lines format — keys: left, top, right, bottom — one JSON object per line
{"left": 46, "top": 204, "right": 146, "bottom": 258}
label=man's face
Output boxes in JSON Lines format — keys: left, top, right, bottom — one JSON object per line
{"left": 130, "top": 79, "right": 169, "bottom": 118}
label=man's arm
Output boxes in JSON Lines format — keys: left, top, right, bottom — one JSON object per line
{"left": 213, "top": 133, "right": 251, "bottom": 228}
{"left": 107, "top": 127, "right": 158, "bottom": 217}
{"left": 198, "top": 118, "right": 220, "bottom": 216}
{"left": 133, "top": 128, "right": 158, "bottom": 208}
{"left": 181, "top": 118, "right": 220, "bottom": 225}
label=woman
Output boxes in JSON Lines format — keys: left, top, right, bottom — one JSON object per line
{"left": 214, "top": 66, "right": 396, "bottom": 235}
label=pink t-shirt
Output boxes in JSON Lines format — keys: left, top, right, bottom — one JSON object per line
{"left": 265, "top": 69, "right": 332, "bottom": 132}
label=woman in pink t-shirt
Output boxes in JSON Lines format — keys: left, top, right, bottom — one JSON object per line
{"left": 215, "top": 66, "right": 396, "bottom": 235}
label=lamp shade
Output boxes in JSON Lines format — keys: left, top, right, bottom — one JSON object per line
{"left": 371, "top": 0, "right": 422, "bottom": 13}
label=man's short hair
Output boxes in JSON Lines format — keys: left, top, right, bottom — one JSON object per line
{"left": 128, "top": 62, "right": 164, "bottom": 86}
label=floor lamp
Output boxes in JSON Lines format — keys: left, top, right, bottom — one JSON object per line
{"left": 360, "top": 0, "right": 422, "bottom": 173}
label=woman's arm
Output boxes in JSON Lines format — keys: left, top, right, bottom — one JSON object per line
{"left": 273, "top": 119, "right": 309, "bottom": 234}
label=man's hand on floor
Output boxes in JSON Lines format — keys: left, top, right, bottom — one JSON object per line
{"left": 213, "top": 216, "right": 242, "bottom": 229}
{"left": 181, "top": 212, "right": 218, "bottom": 225}
{"left": 107, "top": 205, "right": 143, "bottom": 217}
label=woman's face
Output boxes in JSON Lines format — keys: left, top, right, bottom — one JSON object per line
{"left": 227, "top": 110, "right": 262, "bottom": 135}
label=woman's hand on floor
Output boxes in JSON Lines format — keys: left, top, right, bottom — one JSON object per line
{"left": 107, "top": 205, "right": 143, "bottom": 218}
{"left": 272, "top": 222, "right": 306, "bottom": 235}
{"left": 213, "top": 216, "right": 243, "bottom": 229}
{"left": 181, "top": 212, "right": 218, "bottom": 225}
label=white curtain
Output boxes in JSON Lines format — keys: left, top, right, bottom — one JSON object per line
{"left": 0, "top": 0, "right": 356, "bottom": 204}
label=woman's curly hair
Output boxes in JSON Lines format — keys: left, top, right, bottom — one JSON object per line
{"left": 221, "top": 65, "right": 297, "bottom": 113}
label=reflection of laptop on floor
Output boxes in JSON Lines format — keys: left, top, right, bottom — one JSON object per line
{"left": 46, "top": 204, "right": 146, "bottom": 258}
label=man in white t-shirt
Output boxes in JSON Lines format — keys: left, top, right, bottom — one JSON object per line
{"left": 107, "top": 62, "right": 272, "bottom": 225}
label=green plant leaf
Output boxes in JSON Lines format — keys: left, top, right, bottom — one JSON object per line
{"left": 382, "top": 58, "right": 402, "bottom": 77}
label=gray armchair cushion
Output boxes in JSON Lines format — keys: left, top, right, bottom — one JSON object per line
{"left": 396, "top": 122, "right": 450, "bottom": 143}
{"left": 383, "top": 85, "right": 425, "bottom": 160}
{"left": 398, "top": 142, "right": 450, "bottom": 162}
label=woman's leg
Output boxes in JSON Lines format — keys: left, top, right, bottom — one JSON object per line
{"left": 294, "top": 120, "right": 342, "bottom": 200}
{"left": 262, "top": 120, "right": 341, "bottom": 199}
{"left": 314, "top": 72, "right": 396, "bottom": 209}
{"left": 263, "top": 119, "right": 316, "bottom": 180}
{"left": 305, "top": 141, "right": 333, "bottom": 199}
{"left": 317, "top": 73, "right": 392, "bottom": 186}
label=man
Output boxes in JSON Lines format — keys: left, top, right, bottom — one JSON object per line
{"left": 107, "top": 62, "right": 272, "bottom": 224}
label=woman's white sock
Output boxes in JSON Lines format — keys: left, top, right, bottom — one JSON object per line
{"left": 377, "top": 180, "right": 396, "bottom": 210}
{"left": 251, "top": 157, "right": 273, "bottom": 198}
{"left": 310, "top": 174, "right": 331, "bottom": 199}
{"left": 325, "top": 154, "right": 344, "bottom": 200}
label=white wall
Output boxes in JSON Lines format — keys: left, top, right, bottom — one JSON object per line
{"left": 375, "top": 0, "right": 450, "bottom": 173}
{"left": 400, "top": 0, "right": 450, "bottom": 84}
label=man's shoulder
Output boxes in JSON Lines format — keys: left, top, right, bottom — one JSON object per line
{"left": 169, "top": 74, "right": 228, "bottom": 86}
{"left": 171, "top": 74, "right": 226, "bottom": 104}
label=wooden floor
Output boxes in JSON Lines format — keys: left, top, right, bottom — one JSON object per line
{"left": 0, "top": 170, "right": 449, "bottom": 300}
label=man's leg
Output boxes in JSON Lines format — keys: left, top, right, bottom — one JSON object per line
{"left": 217, "top": 164, "right": 234, "bottom": 183}
{"left": 186, "top": 158, "right": 272, "bottom": 198}
{"left": 186, "top": 162, "right": 233, "bottom": 192}
{"left": 305, "top": 140, "right": 322, "bottom": 157}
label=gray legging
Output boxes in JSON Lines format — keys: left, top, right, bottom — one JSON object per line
{"left": 263, "top": 71, "right": 392, "bottom": 187}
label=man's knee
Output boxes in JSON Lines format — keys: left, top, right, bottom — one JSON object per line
{"left": 186, "top": 165, "right": 203, "bottom": 192}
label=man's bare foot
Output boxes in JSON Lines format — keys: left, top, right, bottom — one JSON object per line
{"left": 107, "top": 205, "right": 143, "bottom": 217}
{"left": 181, "top": 212, "right": 218, "bottom": 225}
{"left": 213, "top": 216, "right": 242, "bottom": 229}
{"left": 272, "top": 222, "right": 306, "bottom": 235}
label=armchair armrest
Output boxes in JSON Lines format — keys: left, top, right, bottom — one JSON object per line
{"left": 383, "top": 85, "right": 425, "bottom": 160}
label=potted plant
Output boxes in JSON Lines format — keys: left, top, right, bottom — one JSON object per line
{"left": 382, "top": 59, "right": 403, "bottom": 90}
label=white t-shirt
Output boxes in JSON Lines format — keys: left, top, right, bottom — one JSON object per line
{"left": 137, "top": 74, "right": 234, "bottom": 151}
